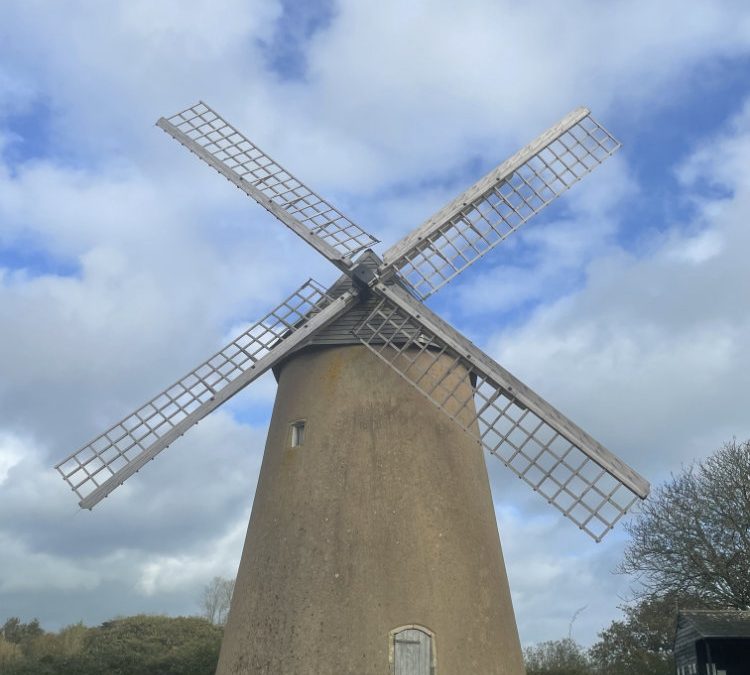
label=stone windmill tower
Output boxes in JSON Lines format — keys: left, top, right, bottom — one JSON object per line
{"left": 55, "top": 102, "right": 650, "bottom": 674}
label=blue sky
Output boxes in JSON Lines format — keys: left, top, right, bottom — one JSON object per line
{"left": 1, "top": 0, "right": 749, "bottom": 649}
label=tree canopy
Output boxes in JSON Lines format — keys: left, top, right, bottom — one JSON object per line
{"left": 524, "top": 438, "right": 750, "bottom": 673}
{"left": 587, "top": 592, "right": 712, "bottom": 675}
{"left": 523, "top": 638, "right": 590, "bottom": 675}
{"left": 0, "top": 615, "right": 222, "bottom": 675}
{"left": 619, "top": 438, "right": 750, "bottom": 608}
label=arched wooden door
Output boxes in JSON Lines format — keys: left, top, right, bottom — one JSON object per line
{"left": 392, "top": 627, "right": 433, "bottom": 675}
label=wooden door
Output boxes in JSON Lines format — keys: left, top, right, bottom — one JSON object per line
{"left": 394, "top": 628, "right": 431, "bottom": 675}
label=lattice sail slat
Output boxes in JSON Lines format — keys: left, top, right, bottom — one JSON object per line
{"left": 383, "top": 109, "right": 620, "bottom": 300}
{"left": 354, "top": 293, "right": 642, "bottom": 541}
{"left": 56, "top": 279, "right": 339, "bottom": 509}
{"left": 158, "top": 101, "right": 378, "bottom": 263}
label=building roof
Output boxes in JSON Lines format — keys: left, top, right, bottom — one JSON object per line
{"left": 303, "top": 249, "right": 417, "bottom": 349}
{"left": 272, "top": 250, "right": 419, "bottom": 379}
{"left": 678, "top": 610, "right": 750, "bottom": 639}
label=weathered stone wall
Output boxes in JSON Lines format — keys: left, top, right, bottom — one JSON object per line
{"left": 216, "top": 344, "right": 524, "bottom": 675}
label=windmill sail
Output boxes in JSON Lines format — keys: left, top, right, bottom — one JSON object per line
{"left": 355, "top": 283, "right": 648, "bottom": 541}
{"left": 56, "top": 100, "right": 649, "bottom": 543}
{"left": 56, "top": 280, "right": 356, "bottom": 509}
{"left": 157, "top": 102, "right": 378, "bottom": 272}
{"left": 381, "top": 108, "right": 620, "bottom": 300}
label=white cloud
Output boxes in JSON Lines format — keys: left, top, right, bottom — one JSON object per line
{"left": 497, "top": 502, "right": 628, "bottom": 646}
{"left": 0, "top": 534, "right": 98, "bottom": 593}
{"left": 0, "top": 432, "right": 24, "bottom": 485}
{"left": 678, "top": 96, "right": 750, "bottom": 188}
{"left": 1, "top": 0, "right": 750, "bottom": 647}
{"left": 0, "top": 64, "right": 36, "bottom": 116}
{"left": 487, "top": 100, "right": 750, "bottom": 477}
{"left": 479, "top": 95, "right": 750, "bottom": 645}
{"left": 666, "top": 229, "right": 724, "bottom": 264}
{"left": 136, "top": 518, "right": 247, "bottom": 596}
{"left": 0, "top": 1, "right": 282, "bottom": 159}
{"left": 281, "top": 0, "right": 750, "bottom": 194}
{"left": 444, "top": 156, "right": 636, "bottom": 317}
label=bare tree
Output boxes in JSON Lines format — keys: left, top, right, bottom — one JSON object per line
{"left": 200, "top": 576, "right": 235, "bottom": 625}
{"left": 619, "top": 438, "right": 750, "bottom": 608}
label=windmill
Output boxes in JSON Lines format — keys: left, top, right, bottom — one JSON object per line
{"left": 54, "top": 101, "right": 650, "bottom": 675}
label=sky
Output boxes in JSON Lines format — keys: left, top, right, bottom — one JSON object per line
{"left": 1, "top": 0, "right": 749, "bottom": 649}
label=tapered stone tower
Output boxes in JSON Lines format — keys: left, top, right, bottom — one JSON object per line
{"left": 55, "top": 101, "right": 649, "bottom": 675}
{"left": 216, "top": 344, "right": 525, "bottom": 674}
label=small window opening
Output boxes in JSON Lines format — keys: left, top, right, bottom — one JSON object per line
{"left": 290, "top": 420, "right": 305, "bottom": 447}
